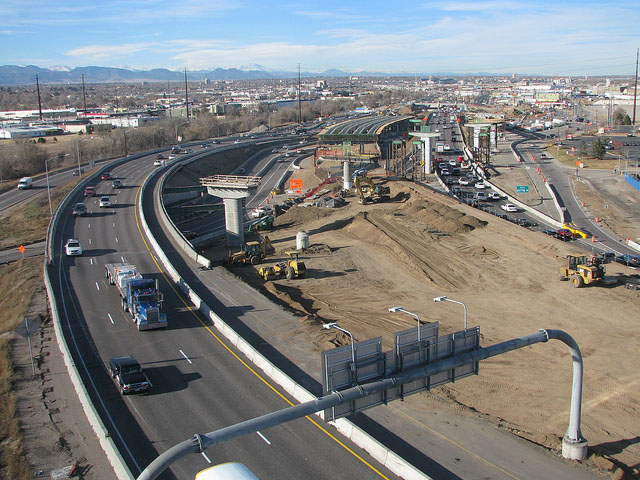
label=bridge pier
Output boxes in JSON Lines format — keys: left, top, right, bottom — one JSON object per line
{"left": 200, "top": 175, "right": 261, "bottom": 249}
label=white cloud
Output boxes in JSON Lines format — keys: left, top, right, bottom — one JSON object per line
{"left": 66, "top": 43, "right": 154, "bottom": 60}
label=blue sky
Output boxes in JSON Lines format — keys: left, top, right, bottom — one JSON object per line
{"left": 2, "top": 1, "right": 639, "bottom": 75}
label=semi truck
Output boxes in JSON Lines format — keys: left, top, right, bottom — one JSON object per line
{"left": 105, "top": 263, "right": 168, "bottom": 330}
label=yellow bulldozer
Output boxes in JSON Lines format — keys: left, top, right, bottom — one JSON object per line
{"left": 227, "top": 236, "right": 274, "bottom": 266}
{"left": 559, "top": 254, "right": 606, "bottom": 287}
{"left": 353, "top": 176, "right": 391, "bottom": 204}
{"left": 258, "top": 250, "right": 306, "bottom": 280}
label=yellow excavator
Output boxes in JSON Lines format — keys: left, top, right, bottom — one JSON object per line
{"left": 227, "top": 236, "right": 274, "bottom": 266}
{"left": 353, "top": 176, "right": 390, "bottom": 204}
{"left": 259, "top": 250, "right": 306, "bottom": 280}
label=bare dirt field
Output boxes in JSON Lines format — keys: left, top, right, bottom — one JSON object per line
{"left": 227, "top": 161, "right": 640, "bottom": 477}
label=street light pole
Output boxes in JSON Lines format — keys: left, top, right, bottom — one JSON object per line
{"left": 322, "top": 322, "right": 356, "bottom": 373}
{"left": 388, "top": 307, "right": 422, "bottom": 342}
{"left": 45, "top": 154, "right": 69, "bottom": 216}
{"left": 433, "top": 296, "right": 467, "bottom": 330}
{"left": 45, "top": 157, "right": 53, "bottom": 215}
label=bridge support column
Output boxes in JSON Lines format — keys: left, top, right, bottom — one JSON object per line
{"left": 201, "top": 175, "right": 261, "bottom": 250}
{"left": 223, "top": 197, "right": 244, "bottom": 248}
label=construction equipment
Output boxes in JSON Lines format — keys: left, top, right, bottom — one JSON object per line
{"left": 247, "top": 215, "right": 274, "bottom": 233}
{"left": 562, "top": 223, "right": 589, "bottom": 239}
{"left": 227, "top": 236, "right": 274, "bottom": 266}
{"left": 258, "top": 250, "right": 306, "bottom": 280}
{"left": 353, "top": 176, "right": 391, "bottom": 204}
{"left": 559, "top": 254, "right": 606, "bottom": 287}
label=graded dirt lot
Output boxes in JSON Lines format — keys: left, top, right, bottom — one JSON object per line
{"left": 228, "top": 161, "right": 640, "bottom": 476}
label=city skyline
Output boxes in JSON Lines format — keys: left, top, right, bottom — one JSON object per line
{"left": 2, "top": 1, "right": 639, "bottom": 76}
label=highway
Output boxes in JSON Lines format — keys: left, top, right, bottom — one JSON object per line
{"left": 510, "top": 131, "right": 640, "bottom": 258}
{"left": 47, "top": 144, "right": 399, "bottom": 479}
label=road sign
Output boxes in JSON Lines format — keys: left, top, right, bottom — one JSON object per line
{"left": 289, "top": 179, "right": 303, "bottom": 189}
{"left": 516, "top": 185, "right": 529, "bottom": 193}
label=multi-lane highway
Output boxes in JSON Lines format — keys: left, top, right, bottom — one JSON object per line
{"left": 47, "top": 144, "right": 399, "bottom": 479}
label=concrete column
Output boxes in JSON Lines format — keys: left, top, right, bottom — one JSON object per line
{"left": 343, "top": 162, "right": 352, "bottom": 190}
{"left": 424, "top": 137, "right": 433, "bottom": 175}
{"left": 223, "top": 197, "right": 244, "bottom": 248}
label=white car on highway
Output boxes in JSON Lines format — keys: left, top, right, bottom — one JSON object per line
{"left": 64, "top": 238, "right": 83, "bottom": 256}
{"left": 458, "top": 177, "right": 470, "bottom": 185}
{"left": 501, "top": 203, "right": 518, "bottom": 212}
{"left": 99, "top": 196, "right": 111, "bottom": 208}
{"left": 475, "top": 181, "right": 485, "bottom": 189}
{"left": 250, "top": 206, "right": 273, "bottom": 218}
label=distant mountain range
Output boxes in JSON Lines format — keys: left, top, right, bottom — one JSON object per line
{"left": 0, "top": 64, "right": 506, "bottom": 85}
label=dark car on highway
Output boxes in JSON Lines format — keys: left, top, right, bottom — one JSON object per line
{"left": 615, "top": 254, "right": 640, "bottom": 267}
{"left": 516, "top": 218, "right": 537, "bottom": 228}
{"left": 109, "top": 356, "right": 149, "bottom": 395}
{"left": 72, "top": 203, "right": 87, "bottom": 217}
{"left": 101, "top": 172, "right": 112, "bottom": 180}
{"left": 599, "top": 251, "right": 616, "bottom": 263}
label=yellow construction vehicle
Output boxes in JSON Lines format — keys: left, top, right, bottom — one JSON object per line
{"left": 559, "top": 254, "right": 606, "bottom": 287}
{"left": 227, "top": 236, "right": 274, "bottom": 266}
{"left": 258, "top": 250, "right": 306, "bottom": 280}
{"left": 353, "top": 176, "right": 391, "bottom": 204}
{"left": 562, "top": 223, "right": 589, "bottom": 239}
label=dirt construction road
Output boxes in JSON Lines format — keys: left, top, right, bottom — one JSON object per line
{"left": 230, "top": 161, "right": 640, "bottom": 476}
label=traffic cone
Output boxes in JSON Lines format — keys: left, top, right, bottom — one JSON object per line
{"left": 592, "top": 235, "right": 596, "bottom": 243}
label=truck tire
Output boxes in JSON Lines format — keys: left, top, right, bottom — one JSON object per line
{"left": 570, "top": 274, "right": 584, "bottom": 288}
{"left": 250, "top": 255, "right": 260, "bottom": 265}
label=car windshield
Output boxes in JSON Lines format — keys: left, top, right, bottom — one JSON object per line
{"left": 68, "top": 241, "right": 79, "bottom": 247}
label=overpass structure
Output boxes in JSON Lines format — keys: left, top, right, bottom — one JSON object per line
{"left": 318, "top": 115, "right": 413, "bottom": 143}
{"left": 200, "top": 174, "right": 261, "bottom": 248}
{"left": 316, "top": 115, "right": 414, "bottom": 187}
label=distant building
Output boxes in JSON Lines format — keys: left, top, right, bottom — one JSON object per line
{"left": 0, "top": 123, "right": 63, "bottom": 139}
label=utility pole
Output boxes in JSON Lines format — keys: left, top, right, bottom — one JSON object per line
{"left": 35, "top": 75, "right": 43, "bottom": 122}
{"left": 81, "top": 74, "right": 87, "bottom": 112}
{"left": 297, "top": 63, "right": 302, "bottom": 125}
{"left": 633, "top": 48, "right": 638, "bottom": 126}
{"left": 184, "top": 68, "right": 189, "bottom": 120}
{"left": 114, "top": 83, "right": 119, "bottom": 113}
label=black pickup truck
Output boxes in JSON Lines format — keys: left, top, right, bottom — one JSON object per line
{"left": 109, "top": 356, "right": 150, "bottom": 395}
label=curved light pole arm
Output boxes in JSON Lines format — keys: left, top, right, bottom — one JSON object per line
{"left": 543, "top": 329, "right": 587, "bottom": 459}
{"left": 445, "top": 298, "right": 467, "bottom": 330}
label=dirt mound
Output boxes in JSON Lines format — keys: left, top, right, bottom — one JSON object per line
{"left": 401, "top": 196, "right": 487, "bottom": 234}
{"left": 273, "top": 205, "right": 335, "bottom": 228}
